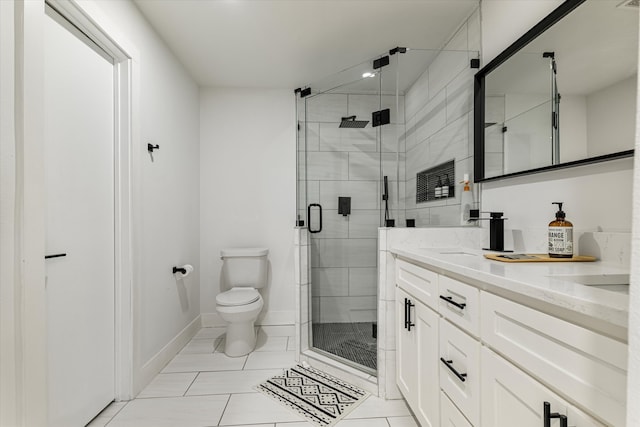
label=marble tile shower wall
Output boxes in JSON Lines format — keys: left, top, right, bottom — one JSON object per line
{"left": 403, "top": 9, "right": 481, "bottom": 226}
{"left": 300, "top": 92, "right": 404, "bottom": 324}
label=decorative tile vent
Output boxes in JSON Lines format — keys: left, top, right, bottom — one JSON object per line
{"left": 416, "top": 160, "right": 455, "bottom": 203}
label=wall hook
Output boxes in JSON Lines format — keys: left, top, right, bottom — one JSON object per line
{"left": 148, "top": 143, "right": 160, "bottom": 153}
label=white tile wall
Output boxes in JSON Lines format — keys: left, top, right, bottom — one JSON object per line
{"left": 349, "top": 152, "right": 383, "bottom": 181}
{"left": 428, "top": 114, "right": 469, "bottom": 167}
{"left": 320, "top": 125, "right": 378, "bottom": 152}
{"left": 414, "top": 90, "right": 447, "bottom": 146}
{"left": 315, "top": 211, "right": 350, "bottom": 238}
{"left": 349, "top": 210, "right": 381, "bottom": 239}
{"left": 319, "top": 296, "right": 377, "bottom": 323}
{"left": 382, "top": 124, "right": 405, "bottom": 153}
{"left": 320, "top": 180, "right": 379, "bottom": 210}
{"left": 306, "top": 151, "right": 349, "bottom": 180}
{"left": 446, "top": 67, "right": 475, "bottom": 124}
{"left": 311, "top": 238, "right": 378, "bottom": 268}
{"left": 349, "top": 267, "right": 377, "bottom": 296}
{"left": 311, "top": 267, "right": 349, "bottom": 297}
{"left": 428, "top": 51, "right": 469, "bottom": 97}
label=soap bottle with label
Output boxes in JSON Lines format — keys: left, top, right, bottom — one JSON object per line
{"left": 434, "top": 176, "right": 442, "bottom": 198}
{"left": 442, "top": 174, "right": 450, "bottom": 197}
{"left": 548, "top": 202, "right": 573, "bottom": 258}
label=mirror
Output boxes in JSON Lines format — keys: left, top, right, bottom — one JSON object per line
{"left": 474, "top": 0, "right": 637, "bottom": 181}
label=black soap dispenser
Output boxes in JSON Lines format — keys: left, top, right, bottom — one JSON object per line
{"left": 548, "top": 202, "right": 573, "bottom": 258}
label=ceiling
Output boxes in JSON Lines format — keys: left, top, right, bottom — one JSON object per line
{"left": 133, "top": 0, "right": 479, "bottom": 89}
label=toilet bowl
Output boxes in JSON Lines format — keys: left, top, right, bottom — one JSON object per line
{"left": 215, "top": 248, "right": 268, "bottom": 357}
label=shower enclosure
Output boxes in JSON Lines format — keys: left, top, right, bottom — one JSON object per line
{"left": 296, "top": 46, "right": 477, "bottom": 375}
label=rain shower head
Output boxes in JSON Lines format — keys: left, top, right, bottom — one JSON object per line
{"left": 339, "top": 116, "right": 369, "bottom": 128}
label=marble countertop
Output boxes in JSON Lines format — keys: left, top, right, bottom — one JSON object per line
{"left": 391, "top": 247, "right": 629, "bottom": 329}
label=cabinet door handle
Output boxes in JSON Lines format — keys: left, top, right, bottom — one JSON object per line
{"left": 403, "top": 298, "right": 408, "bottom": 330}
{"left": 440, "top": 358, "right": 467, "bottom": 382}
{"left": 543, "top": 402, "right": 568, "bottom": 427}
{"left": 439, "top": 295, "right": 466, "bottom": 310}
{"left": 407, "top": 299, "right": 415, "bottom": 331}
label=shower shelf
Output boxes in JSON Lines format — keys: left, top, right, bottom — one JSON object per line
{"left": 416, "top": 160, "right": 455, "bottom": 203}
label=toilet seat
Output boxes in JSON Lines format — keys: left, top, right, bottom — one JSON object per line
{"left": 216, "top": 288, "right": 260, "bottom": 307}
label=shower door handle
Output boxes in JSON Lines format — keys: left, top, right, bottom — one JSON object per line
{"left": 307, "top": 203, "right": 323, "bottom": 234}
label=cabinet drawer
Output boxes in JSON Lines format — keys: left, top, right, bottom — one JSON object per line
{"left": 396, "top": 259, "right": 439, "bottom": 310}
{"left": 439, "top": 318, "right": 480, "bottom": 426}
{"left": 481, "top": 292, "right": 627, "bottom": 427}
{"left": 441, "top": 392, "right": 473, "bottom": 427}
{"left": 438, "top": 275, "right": 480, "bottom": 337}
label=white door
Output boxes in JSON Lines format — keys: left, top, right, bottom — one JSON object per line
{"left": 44, "top": 7, "right": 115, "bottom": 427}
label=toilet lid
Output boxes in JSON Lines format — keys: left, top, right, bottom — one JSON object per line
{"left": 216, "top": 288, "right": 260, "bottom": 307}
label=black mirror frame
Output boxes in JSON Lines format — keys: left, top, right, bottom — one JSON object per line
{"left": 473, "top": 0, "right": 634, "bottom": 183}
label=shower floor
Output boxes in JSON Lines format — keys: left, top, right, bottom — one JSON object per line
{"left": 312, "top": 322, "right": 377, "bottom": 371}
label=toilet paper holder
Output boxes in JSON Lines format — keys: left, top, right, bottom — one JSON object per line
{"left": 172, "top": 264, "right": 194, "bottom": 277}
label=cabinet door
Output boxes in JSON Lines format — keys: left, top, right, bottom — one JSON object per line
{"left": 415, "top": 300, "right": 440, "bottom": 427}
{"left": 396, "top": 287, "right": 418, "bottom": 408}
{"left": 396, "top": 287, "right": 440, "bottom": 427}
{"left": 481, "top": 347, "right": 605, "bottom": 427}
{"left": 481, "top": 292, "right": 626, "bottom": 426}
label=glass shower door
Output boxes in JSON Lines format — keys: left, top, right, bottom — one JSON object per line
{"left": 302, "top": 58, "right": 383, "bottom": 374}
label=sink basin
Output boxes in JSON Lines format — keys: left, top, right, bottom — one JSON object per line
{"left": 553, "top": 274, "right": 630, "bottom": 293}
{"left": 438, "top": 251, "right": 477, "bottom": 256}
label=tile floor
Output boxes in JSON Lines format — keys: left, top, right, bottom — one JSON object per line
{"left": 88, "top": 326, "right": 418, "bottom": 427}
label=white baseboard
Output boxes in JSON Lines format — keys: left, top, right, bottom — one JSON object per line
{"left": 201, "top": 310, "right": 295, "bottom": 328}
{"left": 136, "top": 315, "right": 201, "bottom": 395}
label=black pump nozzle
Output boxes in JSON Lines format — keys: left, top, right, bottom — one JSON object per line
{"left": 552, "top": 202, "right": 565, "bottom": 219}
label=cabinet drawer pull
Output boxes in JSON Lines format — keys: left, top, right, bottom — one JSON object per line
{"left": 440, "top": 357, "right": 467, "bottom": 382}
{"left": 439, "top": 295, "right": 466, "bottom": 310}
{"left": 543, "top": 402, "right": 568, "bottom": 427}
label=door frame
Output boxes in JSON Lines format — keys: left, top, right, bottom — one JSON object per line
{"left": 15, "top": 1, "right": 140, "bottom": 424}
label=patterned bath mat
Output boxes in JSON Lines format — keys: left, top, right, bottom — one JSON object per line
{"left": 256, "top": 364, "right": 369, "bottom": 427}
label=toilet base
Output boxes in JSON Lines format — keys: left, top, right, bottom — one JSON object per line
{"left": 224, "top": 321, "right": 257, "bottom": 357}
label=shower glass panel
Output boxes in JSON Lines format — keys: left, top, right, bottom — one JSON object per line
{"left": 301, "top": 57, "right": 383, "bottom": 374}
{"left": 297, "top": 47, "right": 477, "bottom": 375}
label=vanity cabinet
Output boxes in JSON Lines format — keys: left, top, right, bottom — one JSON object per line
{"left": 395, "top": 258, "right": 627, "bottom": 427}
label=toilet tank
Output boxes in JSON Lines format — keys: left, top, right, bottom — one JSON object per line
{"left": 220, "top": 248, "right": 269, "bottom": 289}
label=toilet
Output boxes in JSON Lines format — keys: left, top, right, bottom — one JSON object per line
{"left": 216, "top": 247, "right": 268, "bottom": 357}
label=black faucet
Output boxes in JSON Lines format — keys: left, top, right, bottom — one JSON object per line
{"left": 469, "top": 210, "right": 511, "bottom": 252}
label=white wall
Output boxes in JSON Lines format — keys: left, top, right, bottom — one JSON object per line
{"left": 200, "top": 88, "right": 296, "bottom": 326}
{"left": 0, "top": 1, "right": 19, "bottom": 424}
{"left": 87, "top": 0, "right": 201, "bottom": 392}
